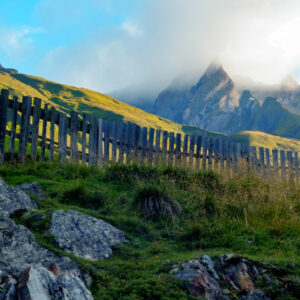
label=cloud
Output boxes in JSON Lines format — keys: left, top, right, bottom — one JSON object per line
{"left": 38, "top": 0, "right": 300, "bottom": 98}
{"left": 0, "top": 26, "right": 42, "bottom": 60}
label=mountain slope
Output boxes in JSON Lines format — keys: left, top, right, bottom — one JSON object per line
{"left": 0, "top": 68, "right": 300, "bottom": 151}
{"left": 153, "top": 62, "right": 300, "bottom": 139}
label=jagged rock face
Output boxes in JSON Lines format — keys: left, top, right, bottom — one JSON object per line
{"left": 171, "top": 254, "right": 278, "bottom": 299}
{"left": 16, "top": 264, "right": 93, "bottom": 300}
{"left": 49, "top": 209, "right": 127, "bottom": 260}
{"left": 15, "top": 182, "right": 46, "bottom": 201}
{"left": 0, "top": 211, "right": 79, "bottom": 278}
{"left": 0, "top": 178, "right": 37, "bottom": 215}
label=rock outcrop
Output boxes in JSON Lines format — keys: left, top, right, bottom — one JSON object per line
{"left": 16, "top": 182, "right": 46, "bottom": 200}
{"left": 0, "top": 179, "right": 94, "bottom": 300}
{"left": 0, "top": 179, "right": 37, "bottom": 215}
{"left": 171, "top": 254, "right": 295, "bottom": 299}
{"left": 50, "top": 209, "right": 127, "bottom": 260}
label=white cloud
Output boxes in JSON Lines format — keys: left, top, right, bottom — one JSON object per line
{"left": 38, "top": 0, "right": 300, "bottom": 98}
{"left": 0, "top": 26, "right": 42, "bottom": 59}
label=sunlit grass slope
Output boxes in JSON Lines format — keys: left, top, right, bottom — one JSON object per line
{"left": 1, "top": 70, "right": 300, "bottom": 151}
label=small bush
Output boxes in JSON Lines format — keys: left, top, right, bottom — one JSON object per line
{"left": 133, "top": 185, "right": 182, "bottom": 220}
{"left": 60, "top": 183, "right": 106, "bottom": 209}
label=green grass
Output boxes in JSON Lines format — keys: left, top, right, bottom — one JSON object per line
{"left": 1, "top": 161, "right": 299, "bottom": 299}
{"left": 1, "top": 70, "right": 300, "bottom": 151}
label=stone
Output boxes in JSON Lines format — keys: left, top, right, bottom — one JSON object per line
{"left": 0, "top": 212, "right": 78, "bottom": 278}
{"left": 16, "top": 264, "right": 93, "bottom": 300}
{"left": 49, "top": 209, "right": 127, "bottom": 260}
{"left": 0, "top": 178, "right": 37, "bottom": 215}
{"left": 15, "top": 182, "right": 46, "bottom": 200}
{"left": 173, "top": 259, "right": 226, "bottom": 300}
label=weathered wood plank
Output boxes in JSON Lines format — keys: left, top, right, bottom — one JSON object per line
{"left": 111, "top": 121, "right": 118, "bottom": 163}
{"left": 162, "top": 131, "right": 168, "bottom": 163}
{"left": 40, "top": 103, "right": 48, "bottom": 161}
{"left": 134, "top": 124, "right": 141, "bottom": 163}
{"left": 155, "top": 129, "right": 161, "bottom": 166}
{"left": 30, "top": 98, "right": 41, "bottom": 161}
{"left": 175, "top": 133, "right": 182, "bottom": 166}
{"left": 251, "top": 146, "right": 258, "bottom": 171}
{"left": 287, "top": 151, "right": 294, "bottom": 183}
{"left": 49, "top": 107, "right": 55, "bottom": 162}
{"left": 259, "top": 147, "right": 265, "bottom": 172}
{"left": 148, "top": 128, "right": 155, "bottom": 165}
{"left": 88, "top": 117, "right": 97, "bottom": 165}
{"left": 168, "top": 132, "right": 175, "bottom": 166}
{"left": 195, "top": 135, "right": 202, "bottom": 170}
{"left": 141, "top": 127, "right": 148, "bottom": 164}
{"left": 0, "top": 89, "right": 9, "bottom": 161}
{"left": 280, "top": 150, "right": 286, "bottom": 180}
{"left": 201, "top": 137, "right": 208, "bottom": 170}
{"left": 97, "top": 119, "right": 103, "bottom": 166}
{"left": 219, "top": 139, "right": 224, "bottom": 172}
{"left": 265, "top": 148, "right": 271, "bottom": 172}
{"left": 58, "top": 113, "right": 67, "bottom": 163}
{"left": 182, "top": 135, "right": 189, "bottom": 167}
{"left": 189, "top": 135, "right": 196, "bottom": 168}
{"left": 104, "top": 120, "right": 110, "bottom": 163}
{"left": 126, "top": 123, "right": 133, "bottom": 164}
{"left": 9, "top": 96, "right": 18, "bottom": 155}
{"left": 294, "top": 152, "right": 299, "bottom": 181}
{"left": 213, "top": 138, "right": 220, "bottom": 171}
{"left": 208, "top": 138, "right": 214, "bottom": 170}
{"left": 118, "top": 122, "right": 126, "bottom": 164}
{"left": 272, "top": 149, "right": 279, "bottom": 176}
{"left": 70, "top": 111, "right": 79, "bottom": 162}
{"left": 81, "top": 114, "right": 87, "bottom": 164}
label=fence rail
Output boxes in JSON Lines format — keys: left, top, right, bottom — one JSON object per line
{"left": 0, "top": 89, "right": 299, "bottom": 182}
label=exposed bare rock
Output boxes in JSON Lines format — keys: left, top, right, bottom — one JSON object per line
{"left": 49, "top": 209, "right": 127, "bottom": 260}
{"left": 0, "top": 179, "right": 37, "bottom": 215}
{"left": 15, "top": 182, "right": 46, "bottom": 200}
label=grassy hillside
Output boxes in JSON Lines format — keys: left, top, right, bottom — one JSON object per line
{"left": 1, "top": 70, "right": 300, "bottom": 151}
{"left": 2, "top": 162, "right": 299, "bottom": 299}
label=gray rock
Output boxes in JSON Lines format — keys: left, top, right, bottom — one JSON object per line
{"left": 50, "top": 209, "right": 127, "bottom": 260}
{"left": 173, "top": 259, "right": 226, "bottom": 300}
{"left": 239, "top": 290, "right": 270, "bottom": 300}
{"left": 16, "top": 264, "right": 93, "bottom": 300}
{"left": 0, "top": 213, "right": 78, "bottom": 278}
{"left": 0, "top": 178, "right": 37, "bottom": 215}
{"left": 15, "top": 182, "right": 45, "bottom": 200}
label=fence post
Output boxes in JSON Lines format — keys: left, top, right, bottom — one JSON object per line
{"left": 49, "top": 107, "right": 56, "bottom": 162}
{"left": 155, "top": 129, "right": 161, "bottom": 166}
{"left": 134, "top": 124, "right": 141, "bottom": 163}
{"left": 148, "top": 128, "right": 155, "bottom": 165}
{"left": 31, "top": 98, "right": 41, "bottom": 161}
{"left": 9, "top": 96, "right": 18, "bottom": 156}
{"left": 111, "top": 121, "right": 118, "bottom": 163}
{"left": 97, "top": 119, "right": 103, "bottom": 166}
{"left": 201, "top": 137, "right": 208, "bottom": 170}
{"left": 294, "top": 152, "right": 299, "bottom": 181}
{"left": 175, "top": 133, "right": 181, "bottom": 166}
{"left": 0, "top": 89, "right": 9, "bottom": 162}
{"left": 141, "top": 127, "right": 148, "bottom": 165}
{"left": 19, "top": 96, "right": 32, "bottom": 163}
{"left": 195, "top": 135, "right": 202, "bottom": 170}
{"left": 41, "top": 104, "right": 48, "bottom": 161}
{"left": 104, "top": 120, "right": 110, "bottom": 164}
{"left": 287, "top": 151, "right": 294, "bottom": 183}
{"left": 162, "top": 131, "right": 168, "bottom": 164}
{"left": 81, "top": 114, "right": 87, "bottom": 165}
{"left": 70, "top": 111, "right": 79, "bottom": 162}
{"left": 182, "top": 135, "right": 189, "bottom": 167}
{"left": 118, "top": 122, "right": 126, "bottom": 164}
{"left": 88, "top": 117, "right": 97, "bottom": 165}
{"left": 189, "top": 135, "right": 196, "bottom": 168}
{"left": 280, "top": 150, "right": 286, "bottom": 181}
{"left": 208, "top": 138, "right": 214, "bottom": 170}
{"left": 58, "top": 113, "right": 67, "bottom": 164}
{"left": 168, "top": 132, "right": 175, "bottom": 166}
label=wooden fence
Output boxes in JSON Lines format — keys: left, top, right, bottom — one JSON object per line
{"left": 0, "top": 89, "right": 299, "bottom": 181}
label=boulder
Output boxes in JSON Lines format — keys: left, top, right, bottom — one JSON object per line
{"left": 16, "top": 264, "right": 93, "bottom": 300}
{"left": 171, "top": 254, "right": 275, "bottom": 300}
{"left": 0, "top": 179, "right": 37, "bottom": 215}
{"left": 49, "top": 209, "right": 127, "bottom": 260}
{"left": 0, "top": 211, "right": 79, "bottom": 278}
{"left": 15, "top": 182, "right": 45, "bottom": 200}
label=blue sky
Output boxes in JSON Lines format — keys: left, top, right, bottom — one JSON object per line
{"left": 1, "top": 0, "right": 300, "bottom": 95}
{"left": 0, "top": 0, "right": 141, "bottom": 75}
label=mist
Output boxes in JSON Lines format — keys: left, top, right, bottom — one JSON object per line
{"left": 37, "top": 0, "right": 300, "bottom": 102}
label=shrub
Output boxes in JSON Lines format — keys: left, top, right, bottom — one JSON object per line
{"left": 133, "top": 185, "right": 182, "bottom": 220}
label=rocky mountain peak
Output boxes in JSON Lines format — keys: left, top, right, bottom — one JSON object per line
{"left": 280, "top": 75, "right": 299, "bottom": 90}
{"left": 203, "top": 59, "right": 223, "bottom": 78}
